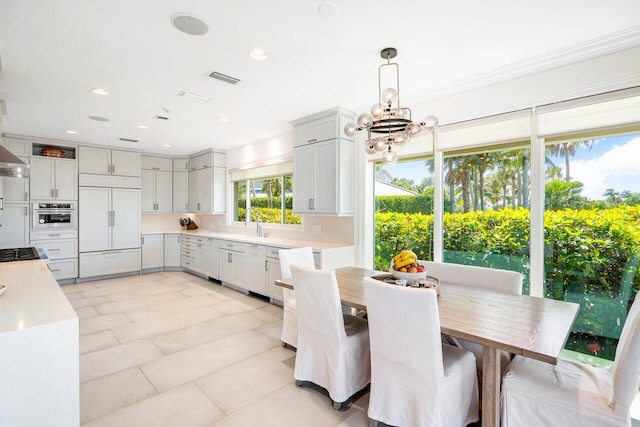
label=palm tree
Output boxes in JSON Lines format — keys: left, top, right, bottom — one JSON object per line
{"left": 546, "top": 140, "right": 593, "bottom": 181}
{"left": 604, "top": 188, "right": 621, "bottom": 205}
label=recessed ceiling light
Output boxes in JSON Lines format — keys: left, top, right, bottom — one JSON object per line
{"left": 136, "top": 124, "right": 149, "bottom": 129}
{"left": 248, "top": 49, "right": 268, "bottom": 61}
{"left": 177, "top": 90, "right": 212, "bottom": 103}
{"left": 89, "top": 115, "right": 110, "bottom": 122}
{"left": 217, "top": 116, "right": 230, "bottom": 123}
{"left": 318, "top": 2, "right": 339, "bottom": 17}
{"left": 171, "top": 13, "right": 208, "bottom": 36}
{"left": 65, "top": 130, "right": 78, "bottom": 134}
{"left": 162, "top": 144, "right": 171, "bottom": 148}
{"left": 91, "top": 88, "right": 110, "bottom": 96}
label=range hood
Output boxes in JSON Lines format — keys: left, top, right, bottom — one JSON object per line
{"left": 0, "top": 145, "right": 29, "bottom": 177}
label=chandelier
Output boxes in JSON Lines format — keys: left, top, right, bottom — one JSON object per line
{"left": 344, "top": 47, "right": 439, "bottom": 164}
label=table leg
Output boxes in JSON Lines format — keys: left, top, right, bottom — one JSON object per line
{"left": 482, "top": 345, "right": 501, "bottom": 427}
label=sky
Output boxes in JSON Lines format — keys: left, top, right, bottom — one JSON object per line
{"left": 378, "top": 132, "right": 640, "bottom": 202}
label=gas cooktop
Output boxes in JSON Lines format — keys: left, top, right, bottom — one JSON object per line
{"left": 0, "top": 247, "right": 41, "bottom": 262}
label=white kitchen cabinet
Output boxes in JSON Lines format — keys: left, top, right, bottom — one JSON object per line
{"left": 244, "top": 244, "right": 267, "bottom": 295}
{"left": 189, "top": 152, "right": 225, "bottom": 170}
{"left": 79, "top": 187, "right": 140, "bottom": 252}
{"left": 293, "top": 138, "right": 354, "bottom": 214}
{"left": 0, "top": 204, "right": 29, "bottom": 248}
{"left": 181, "top": 235, "right": 205, "bottom": 274}
{"left": 266, "top": 246, "right": 284, "bottom": 300}
{"left": 79, "top": 249, "right": 141, "bottom": 278}
{"left": 172, "top": 171, "right": 189, "bottom": 213}
{"left": 219, "top": 240, "right": 245, "bottom": 288}
{"left": 31, "top": 229, "right": 78, "bottom": 281}
{"left": 292, "top": 108, "right": 355, "bottom": 215}
{"left": 164, "top": 234, "right": 181, "bottom": 267}
{"left": 173, "top": 158, "right": 189, "bottom": 172}
{"left": 47, "top": 259, "right": 79, "bottom": 281}
{"left": 141, "top": 155, "right": 172, "bottom": 171}
{"left": 79, "top": 146, "right": 140, "bottom": 177}
{"left": 204, "top": 237, "right": 219, "bottom": 279}
{"left": 30, "top": 157, "right": 78, "bottom": 200}
{"left": 141, "top": 169, "right": 172, "bottom": 212}
{"left": 1, "top": 137, "right": 31, "bottom": 156}
{"left": 2, "top": 156, "right": 29, "bottom": 203}
{"left": 188, "top": 166, "right": 226, "bottom": 213}
{"left": 142, "top": 234, "right": 164, "bottom": 269}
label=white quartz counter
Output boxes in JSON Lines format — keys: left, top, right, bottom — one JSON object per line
{"left": 141, "top": 229, "right": 353, "bottom": 251}
{"left": 0, "top": 259, "right": 77, "bottom": 334}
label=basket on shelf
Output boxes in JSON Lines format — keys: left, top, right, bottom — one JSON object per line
{"left": 40, "top": 147, "right": 66, "bottom": 158}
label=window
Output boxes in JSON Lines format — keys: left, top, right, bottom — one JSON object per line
{"left": 234, "top": 174, "right": 300, "bottom": 225}
{"left": 374, "top": 157, "right": 434, "bottom": 271}
{"left": 544, "top": 132, "right": 640, "bottom": 361}
{"left": 442, "top": 145, "right": 531, "bottom": 294}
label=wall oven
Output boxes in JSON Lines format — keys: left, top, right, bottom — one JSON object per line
{"left": 32, "top": 202, "right": 77, "bottom": 229}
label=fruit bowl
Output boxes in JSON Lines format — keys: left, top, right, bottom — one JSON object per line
{"left": 390, "top": 260, "right": 428, "bottom": 283}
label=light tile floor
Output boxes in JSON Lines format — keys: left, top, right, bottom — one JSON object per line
{"left": 65, "top": 271, "right": 371, "bottom": 427}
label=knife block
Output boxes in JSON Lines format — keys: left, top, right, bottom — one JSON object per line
{"left": 186, "top": 222, "right": 198, "bottom": 230}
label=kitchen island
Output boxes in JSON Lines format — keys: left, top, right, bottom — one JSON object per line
{"left": 0, "top": 260, "right": 79, "bottom": 426}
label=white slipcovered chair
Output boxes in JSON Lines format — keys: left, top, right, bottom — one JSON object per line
{"left": 278, "top": 247, "right": 316, "bottom": 348}
{"left": 291, "top": 265, "right": 370, "bottom": 409}
{"left": 423, "top": 261, "right": 523, "bottom": 371}
{"left": 501, "top": 293, "right": 640, "bottom": 426}
{"left": 362, "top": 277, "right": 479, "bottom": 426}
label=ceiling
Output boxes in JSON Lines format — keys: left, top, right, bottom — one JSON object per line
{"left": 1, "top": 0, "right": 639, "bottom": 155}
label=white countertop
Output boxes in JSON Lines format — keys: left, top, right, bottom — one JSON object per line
{"left": 141, "top": 229, "right": 353, "bottom": 251}
{"left": 0, "top": 260, "right": 77, "bottom": 334}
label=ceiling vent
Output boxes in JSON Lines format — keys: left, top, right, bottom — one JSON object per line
{"left": 119, "top": 137, "right": 138, "bottom": 143}
{"left": 207, "top": 71, "right": 240, "bottom": 85}
{"left": 154, "top": 115, "right": 170, "bottom": 120}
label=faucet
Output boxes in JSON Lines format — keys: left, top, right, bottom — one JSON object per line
{"left": 256, "top": 216, "right": 262, "bottom": 237}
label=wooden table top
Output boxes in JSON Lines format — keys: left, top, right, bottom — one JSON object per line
{"left": 276, "top": 266, "right": 579, "bottom": 365}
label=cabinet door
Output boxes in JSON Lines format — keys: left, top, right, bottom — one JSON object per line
{"left": 200, "top": 167, "right": 212, "bottom": 212}
{"left": 30, "top": 157, "right": 55, "bottom": 200}
{"left": 219, "top": 249, "right": 233, "bottom": 283}
{"left": 188, "top": 169, "right": 200, "bottom": 212}
{"left": 79, "top": 186, "right": 111, "bottom": 252}
{"left": 312, "top": 141, "right": 337, "bottom": 214}
{"left": 155, "top": 171, "right": 173, "bottom": 212}
{"left": 141, "top": 169, "right": 155, "bottom": 211}
{"left": 293, "top": 145, "right": 315, "bottom": 213}
{"left": 164, "top": 234, "right": 181, "bottom": 267}
{"left": 111, "top": 188, "right": 140, "bottom": 250}
{"left": 2, "top": 157, "right": 29, "bottom": 202}
{"left": 0, "top": 205, "right": 29, "bottom": 248}
{"left": 267, "top": 258, "right": 283, "bottom": 300}
{"left": 244, "top": 245, "right": 267, "bottom": 295}
{"left": 111, "top": 150, "right": 140, "bottom": 177}
{"left": 142, "top": 234, "right": 164, "bottom": 269}
{"left": 79, "top": 146, "right": 111, "bottom": 175}
{"left": 173, "top": 171, "right": 189, "bottom": 212}
{"left": 212, "top": 166, "right": 226, "bottom": 213}
{"left": 204, "top": 238, "right": 218, "bottom": 279}
{"left": 173, "top": 158, "right": 189, "bottom": 172}
{"left": 54, "top": 160, "right": 78, "bottom": 200}
{"left": 231, "top": 252, "right": 246, "bottom": 288}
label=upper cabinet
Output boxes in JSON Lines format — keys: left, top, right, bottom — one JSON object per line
{"left": 188, "top": 151, "right": 226, "bottom": 214}
{"left": 291, "top": 108, "right": 355, "bottom": 215}
{"left": 30, "top": 143, "right": 78, "bottom": 201}
{"left": 141, "top": 155, "right": 173, "bottom": 212}
{"left": 79, "top": 146, "right": 140, "bottom": 177}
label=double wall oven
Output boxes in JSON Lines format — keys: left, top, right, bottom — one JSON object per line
{"left": 32, "top": 202, "right": 77, "bottom": 230}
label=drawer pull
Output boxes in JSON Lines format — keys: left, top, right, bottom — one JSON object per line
{"left": 48, "top": 248, "right": 61, "bottom": 252}
{"left": 49, "top": 269, "right": 61, "bottom": 272}
{"left": 307, "top": 138, "right": 317, "bottom": 143}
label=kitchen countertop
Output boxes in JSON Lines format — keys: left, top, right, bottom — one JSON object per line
{"left": 141, "top": 229, "right": 353, "bottom": 251}
{"left": 0, "top": 260, "right": 77, "bottom": 334}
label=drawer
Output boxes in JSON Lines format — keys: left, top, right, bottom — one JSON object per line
{"left": 172, "top": 158, "right": 189, "bottom": 171}
{"left": 266, "top": 246, "right": 284, "bottom": 259}
{"left": 31, "top": 230, "right": 78, "bottom": 240}
{"left": 36, "top": 239, "right": 77, "bottom": 260}
{"left": 294, "top": 118, "right": 337, "bottom": 147}
{"left": 219, "top": 240, "right": 245, "bottom": 252}
{"left": 141, "top": 155, "right": 172, "bottom": 171}
{"left": 48, "top": 259, "right": 78, "bottom": 280}
{"left": 79, "top": 249, "right": 141, "bottom": 278}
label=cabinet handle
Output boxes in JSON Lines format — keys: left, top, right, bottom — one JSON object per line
{"left": 55, "top": 189, "right": 59, "bottom": 198}
{"left": 226, "top": 244, "right": 233, "bottom": 247}
{"left": 49, "top": 269, "right": 61, "bottom": 272}
{"left": 265, "top": 260, "right": 268, "bottom": 271}
{"left": 307, "top": 138, "right": 317, "bottom": 143}
{"left": 51, "top": 189, "right": 55, "bottom": 198}
{"left": 24, "top": 192, "right": 28, "bottom": 201}
{"left": 142, "top": 236, "right": 145, "bottom": 244}
{"left": 111, "top": 164, "right": 115, "bottom": 174}
{"left": 103, "top": 251, "right": 121, "bottom": 254}
{"left": 24, "top": 206, "right": 28, "bottom": 215}
{"left": 185, "top": 203, "right": 188, "bottom": 211}
{"left": 107, "top": 164, "right": 111, "bottom": 173}
{"left": 312, "top": 199, "right": 315, "bottom": 210}
{"left": 228, "top": 252, "right": 232, "bottom": 263}
{"left": 48, "top": 234, "right": 61, "bottom": 237}
{"left": 48, "top": 248, "right": 61, "bottom": 252}
{"left": 112, "top": 210, "right": 116, "bottom": 226}
{"left": 197, "top": 202, "right": 201, "bottom": 210}
{"left": 0, "top": 197, "right": 3, "bottom": 211}
{"left": 152, "top": 167, "right": 159, "bottom": 170}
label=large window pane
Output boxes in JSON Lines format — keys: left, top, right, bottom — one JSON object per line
{"left": 544, "top": 132, "right": 640, "bottom": 361}
{"left": 374, "top": 158, "right": 434, "bottom": 271}
{"left": 233, "top": 174, "right": 300, "bottom": 225}
{"left": 442, "top": 146, "right": 531, "bottom": 294}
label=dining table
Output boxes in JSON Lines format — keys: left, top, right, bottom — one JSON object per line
{"left": 275, "top": 266, "right": 579, "bottom": 427}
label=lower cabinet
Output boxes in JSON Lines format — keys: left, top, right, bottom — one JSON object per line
{"left": 142, "top": 234, "right": 164, "bottom": 269}
{"left": 244, "top": 244, "right": 267, "bottom": 295}
{"left": 48, "top": 259, "right": 79, "bottom": 281}
{"left": 164, "top": 234, "right": 181, "bottom": 268}
{"left": 219, "top": 241, "right": 245, "bottom": 288}
{"left": 266, "top": 246, "right": 284, "bottom": 300}
{"left": 0, "top": 204, "right": 29, "bottom": 248}
{"left": 204, "top": 238, "right": 218, "bottom": 279}
{"left": 181, "top": 235, "right": 205, "bottom": 275}
{"left": 31, "top": 229, "right": 78, "bottom": 281}
{"left": 79, "top": 249, "right": 141, "bottom": 278}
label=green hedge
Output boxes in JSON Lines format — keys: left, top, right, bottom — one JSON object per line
{"left": 237, "top": 207, "right": 301, "bottom": 225}
{"left": 376, "top": 193, "right": 435, "bottom": 214}
{"left": 236, "top": 196, "right": 293, "bottom": 209}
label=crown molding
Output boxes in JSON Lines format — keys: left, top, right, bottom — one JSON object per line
{"left": 406, "top": 26, "right": 640, "bottom": 106}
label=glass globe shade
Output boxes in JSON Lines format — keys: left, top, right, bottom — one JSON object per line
{"left": 357, "top": 113, "right": 374, "bottom": 129}
{"left": 382, "top": 149, "right": 397, "bottom": 165}
{"left": 371, "top": 103, "right": 384, "bottom": 119}
{"left": 381, "top": 87, "right": 398, "bottom": 105}
{"left": 422, "top": 115, "right": 439, "bottom": 130}
{"left": 398, "top": 108, "right": 410, "bottom": 119}
{"left": 365, "top": 144, "right": 376, "bottom": 154}
{"left": 394, "top": 131, "right": 409, "bottom": 145}
{"left": 374, "top": 138, "right": 387, "bottom": 152}
{"left": 406, "top": 122, "right": 422, "bottom": 136}
{"left": 344, "top": 122, "right": 357, "bottom": 137}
